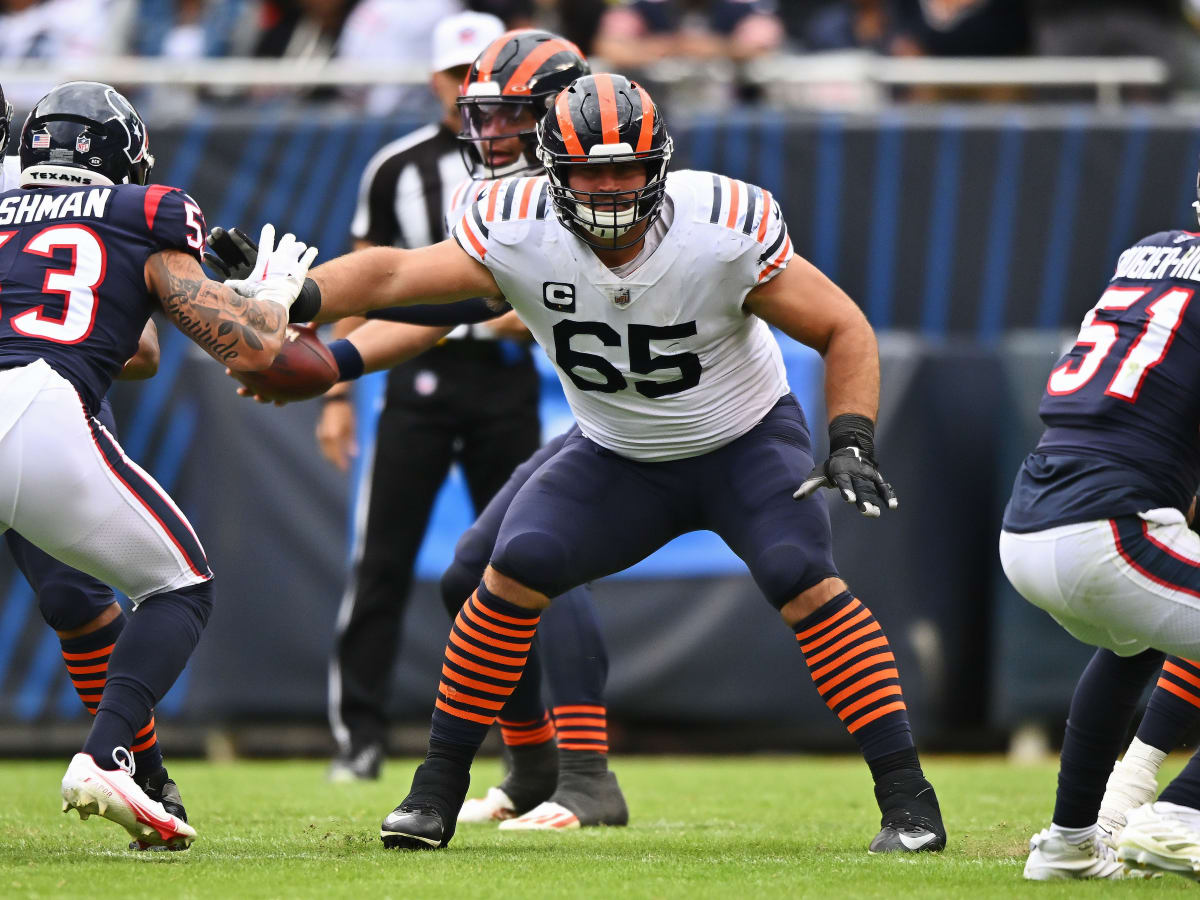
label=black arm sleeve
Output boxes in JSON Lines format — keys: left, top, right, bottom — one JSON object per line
{"left": 364, "top": 297, "right": 510, "bottom": 326}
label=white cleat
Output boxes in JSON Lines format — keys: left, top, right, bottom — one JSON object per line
{"left": 497, "top": 801, "right": 580, "bottom": 831}
{"left": 1098, "top": 756, "right": 1159, "bottom": 847}
{"left": 458, "top": 786, "right": 519, "bottom": 823}
{"left": 61, "top": 751, "right": 196, "bottom": 850}
{"left": 1118, "top": 802, "right": 1200, "bottom": 880}
{"left": 1023, "top": 827, "right": 1133, "bottom": 880}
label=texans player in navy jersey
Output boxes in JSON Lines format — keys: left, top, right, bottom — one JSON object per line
{"left": 0, "top": 86, "right": 194, "bottom": 849}
{"left": 1001, "top": 181, "right": 1200, "bottom": 879}
{"left": 0, "top": 81, "right": 317, "bottom": 850}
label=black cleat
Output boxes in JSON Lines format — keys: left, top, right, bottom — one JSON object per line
{"left": 499, "top": 770, "right": 629, "bottom": 830}
{"left": 380, "top": 805, "right": 447, "bottom": 850}
{"left": 869, "top": 771, "right": 946, "bottom": 854}
{"left": 380, "top": 757, "right": 471, "bottom": 850}
{"left": 459, "top": 740, "right": 558, "bottom": 823}
{"left": 129, "top": 767, "right": 189, "bottom": 852}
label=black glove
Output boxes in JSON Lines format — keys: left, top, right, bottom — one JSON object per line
{"left": 204, "top": 225, "right": 258, "bottom": 280}
{"left": 205, "top": 225, "right": 322, "bottom": 323}
{"left": 793, "top": 413, "right": 898, "bottom": 518}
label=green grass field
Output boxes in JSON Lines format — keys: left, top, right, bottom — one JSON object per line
{"left": 1, "top": 755, "right": 1196, "bottom": 899}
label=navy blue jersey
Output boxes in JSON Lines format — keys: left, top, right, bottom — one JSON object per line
{"left": 0, "top": 183, "right": 205, "bottom": 413}
{"left": 1004, "top": 229, "right": 1200, "bottom": 531}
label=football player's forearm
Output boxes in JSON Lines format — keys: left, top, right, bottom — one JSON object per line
{"left": 308, "top": 244, "right": 499, "bottom": 323}
{"left": 821, "top": 321, "right": 880, "bottom": 423}
{"left": 117, "top": 319, "right": 160, "bottom": 380}
{"left": 149, "top": 254, "right": 286, "bottom": 371}
{"left": 347, "top": 320, "right": 453, "bottom": 374}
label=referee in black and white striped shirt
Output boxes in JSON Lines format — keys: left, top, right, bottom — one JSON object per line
{"left": 323, "top": 11, "right": 542, "bottom": 781}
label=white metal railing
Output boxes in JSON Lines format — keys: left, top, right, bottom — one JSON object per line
{"left": 0, "top": 53, "right": 1170, "bottom": 107}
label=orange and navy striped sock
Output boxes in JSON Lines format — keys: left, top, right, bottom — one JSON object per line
{"left": 554, "top": 705, "right": 609, "bottom": 754}
{"left": 794, "top": 591, "right": 914, "bottom": 763}
{"left": 1138, "top": 657, "right": 1200, "bottom": 752}
{"left": 431, "top": 584, "right": 541, "bottom": 749}
{"left": 60, "top": 616, "right": 161, "bottom": 772}
{"left": 499, "top": 711, "right": 556, "bottom": 748}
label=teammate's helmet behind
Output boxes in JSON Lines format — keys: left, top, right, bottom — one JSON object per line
{"left": 538, "top": 74, "right": 673, "bottom": 251}
{"left": 0, "top": 83, "right": 11, "bottom": 157}
{"left": 458, "top": 29, "right": 590, "bottom": 178}
{"left": 20, "top": 81, "right": 154, "bottom": 187}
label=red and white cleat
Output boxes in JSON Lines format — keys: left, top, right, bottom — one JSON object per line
{"left": 61, "top": 751, "right": 196, "bottom": 850}
{"left": 498, "top": 801, "right": 580, "bottom": 831}
{"left": 458, "top": 787, "right": 519, "bottom": 823}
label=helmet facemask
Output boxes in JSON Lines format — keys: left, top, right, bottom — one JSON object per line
{"left": 457, "top": 93, "right": 542, "bottom": 179}
{"left": 540, "top": 137, "right": 674, "bottom": 252}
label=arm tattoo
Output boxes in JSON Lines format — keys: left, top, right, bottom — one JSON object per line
{"left": 149, "top": 253, "right": 284, "bottom": 364}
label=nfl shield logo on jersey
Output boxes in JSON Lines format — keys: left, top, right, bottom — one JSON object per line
{"left": 608, "top": 287, "right": 632, "bottom": 308}
{"left": 75, "top": 134, "right": 91, "bottom": 153}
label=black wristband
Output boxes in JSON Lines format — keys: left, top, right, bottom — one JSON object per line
{"left": 288, "top": 277, "right": 322, "bottom": 324}
{"left": 828, "top": 413, "right": 876, "bottom": 460}
{"left": 320, "top": 393, "right": 350, "bottom": 404}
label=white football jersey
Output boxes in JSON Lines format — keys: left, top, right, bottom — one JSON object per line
{"left": 453, "top": 169, "right": 794, "bottom": 461}
{"left": 0, "top": 156, "right": 19, "bottom": 192}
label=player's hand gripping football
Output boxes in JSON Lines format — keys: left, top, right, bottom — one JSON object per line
{"left": 793, "top": 414, "right": 898, "bottom": 518}
{"left": 219, "top": 224, "right": 317, "bottom": 313}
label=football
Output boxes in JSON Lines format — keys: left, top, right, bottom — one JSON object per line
{"left": 234, "top": 324, "right": 339, "bottom": 402}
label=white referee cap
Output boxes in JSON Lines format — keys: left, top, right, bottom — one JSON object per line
{"left": 432, "top": 11, "right": 506, "bottom": 74}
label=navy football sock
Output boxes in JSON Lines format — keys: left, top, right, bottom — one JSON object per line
{"left": 60, "top": 614, "right": 163, "bottom": 773}
{"left": 82, "top": 581, "right": 213, "bottom": 770}
{"left": 429, "top": 583, "right": 540, "bottom": 752}
{"left": 497, "top": 641, "right": 551, "bottom": 746}
{"left": 1136, "top": 657, "right": 1200, "bottom": 752}
{"left": 1159, "top": 748, "right": 1200, "bottom": 807}
{"left": 542, "top": 586, "right": 610, "bottom": 755}
{"left": 794, "top": 591, "right": 915, "bottom": 767}
{"left": 1052, "top": 647, "right": 1163, "bottom": 827}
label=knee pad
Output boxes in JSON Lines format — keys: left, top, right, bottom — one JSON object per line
{"left": 752, "top": 543, "right": 840, "bottom": 610}
{"left": 36, "top": 571, "right": 115, "bottom": 632}
{"left": 491, "top": 530, "right": 573, "bottom": 600}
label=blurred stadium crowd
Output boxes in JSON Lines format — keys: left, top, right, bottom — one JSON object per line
{"left": 3, "top": 0, "right": 1200, "bottom": 111}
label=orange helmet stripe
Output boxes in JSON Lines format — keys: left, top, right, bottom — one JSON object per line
{"left": 594, "top": 73, "right": 620, "bottom": 146}
{"left": 503, "top": 38, "right": 582, "bottom": 95}
{"left": 634, "top": 83, "right": 655, "bottom": 152}
{"left": 474, "top": 30, "right": 526, "bottom": 83}
{"left": 555, "top": 89, "right": 586, "bottom": 156}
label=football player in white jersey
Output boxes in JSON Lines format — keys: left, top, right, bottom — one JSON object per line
{"left": 257, "top": 74, "right": 946, "bottom": 854}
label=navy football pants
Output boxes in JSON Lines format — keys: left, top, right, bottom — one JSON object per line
{"left": 491, "top": 394, "right": 840, "bottom": 608}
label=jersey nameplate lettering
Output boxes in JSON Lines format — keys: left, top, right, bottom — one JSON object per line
{"left": 0, "top": 188, "right": 112, "bottom": 227}
{"left": 1113, "top": 243, "right": 1200, "bottom": 282}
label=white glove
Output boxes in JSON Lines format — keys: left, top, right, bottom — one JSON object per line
{"left": 223, "top": 223, "right": 318, "bottom": 311}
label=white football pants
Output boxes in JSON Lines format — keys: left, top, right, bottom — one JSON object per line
{"left": 0, "top": 359, "right": 211, "bottom": 602}
{"left": 1000, "top": 508, "right": 1200, "bottom": 658}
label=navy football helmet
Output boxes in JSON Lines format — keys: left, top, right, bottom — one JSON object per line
{"left": 19, "top": 81, "right": 153, "bottom": 187}
{"left": 0, "top": 83, "right": 11, "bottom": 157}
{"left": 537, "top": 74, "right": 673, "bottom": 251}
